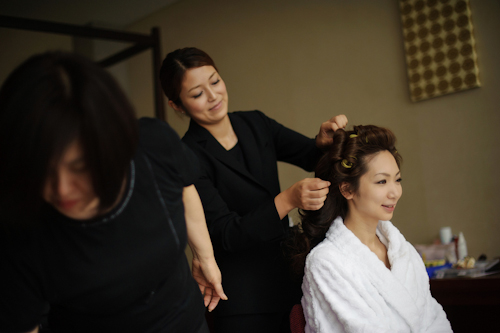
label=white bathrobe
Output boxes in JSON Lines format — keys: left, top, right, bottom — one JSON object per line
{"left": 302, "top": 217, "right": 452, "bottom": 333}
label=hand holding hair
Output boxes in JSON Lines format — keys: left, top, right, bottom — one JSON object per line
{"left": 275, "top": 178, "right": 331, "bottom": 219}
{"left": 316, "top": 114, "right": 348, "bottom": 148}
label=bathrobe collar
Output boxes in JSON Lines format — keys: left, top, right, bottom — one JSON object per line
{"left": 327, "top": 217, "right": 423, "bottom": 332}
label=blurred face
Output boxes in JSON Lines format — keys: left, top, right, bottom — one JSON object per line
{"left": 347, "top": 150, "right": 402, "bottom": 223}
{"left": 43, "top": 140, "right": 100, "bottom": 220}
{"left": 173, "top": 65, "right": 229, "bottom": 127}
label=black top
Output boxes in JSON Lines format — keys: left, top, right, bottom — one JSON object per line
{"left": 0, "top": 118, "right": 207, "bottom": 333}
{"left": 227, "top": 142, "right": 247, "bottom": 167}
{"left": 182, "top": 111, "right": 322, "bottom": 316}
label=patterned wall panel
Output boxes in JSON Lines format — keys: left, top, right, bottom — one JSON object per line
{"left": 399, "top": 0, "right": 480, "bottom": 102}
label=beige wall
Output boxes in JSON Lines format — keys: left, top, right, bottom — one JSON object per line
{"left": 0, "top": 28, "right": 72, "bottom": 81}
{"left": 128, "top": 0, "right": 500, "bottom": 258}
{"left": 0, "top": 27, "right": 133, "bottom": 99}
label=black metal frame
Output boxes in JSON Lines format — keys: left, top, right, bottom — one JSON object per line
{"left": 0, "top": 15, "right": 165, "bottom": 121}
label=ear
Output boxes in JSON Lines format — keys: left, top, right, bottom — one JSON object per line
{"left": 168, "top": 100, "right": 185, "bottom": 114}
{"left": 339, "top": 182, "right": 354, "bottom": 200}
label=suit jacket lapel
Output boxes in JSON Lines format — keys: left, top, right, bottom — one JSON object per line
{"left": 229, "top": 114, "right": 265, "bottom": 183}
{"left": 185, "top": 117, "right": 271, "bottom": 194}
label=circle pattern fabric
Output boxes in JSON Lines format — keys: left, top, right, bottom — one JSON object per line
{"left": 399, "top": 0, "right": 480, "bottom": 102}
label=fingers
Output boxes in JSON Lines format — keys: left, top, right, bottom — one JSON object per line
{"left": 213, "top": 282, "right": 228, "bottom": 301}
{"left": 204, "top": 287, "right": 215, "bottom": 310}
{"left": 207, "top": 290, "right": 220, "bottom": 312}
{"left": 316, "top": 114, "right": 348, "bottom": 148}
{"left": 294, "top": 178, "right": 331, "bottom": 210}
{"left": 203, "top": 287, "right": 211, "bottom": 307}
{"left": 322, "top": 114, "right": 348, "bottom": 133}
{"left": 330, "top": 114, "right": 348, "bottom": 130}
{"left": 204, "top": 284, "right": 227, "bottom": 312}
{"left": 307, "top": 187, "right": 329, "bottom": 199}
{"left": 199, "top": 284, "right": 206, "bottom": 298}
{"left": 298, "top": 178, "right": 330, "bottom": 191}
{"left": 301, "top": 192, "right": 328, "bottom": 210}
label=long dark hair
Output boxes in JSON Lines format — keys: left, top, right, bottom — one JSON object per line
{"left": 286, "top": 125, "right": 402, "bottom": 276}
{"left": 159, "top": 47, "right": 218, "bottom": 110}
{"left": 0, "top": 51, "right": 138, "bottom": 227}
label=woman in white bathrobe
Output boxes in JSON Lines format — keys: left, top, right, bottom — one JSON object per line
{"left": 289, "top": 125, "right": 452, "bottom": 333}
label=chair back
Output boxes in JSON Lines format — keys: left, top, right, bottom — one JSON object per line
{"left": 290, "top": 303, "right": 306, "bottom": 333}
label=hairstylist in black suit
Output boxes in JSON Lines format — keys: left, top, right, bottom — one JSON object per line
{"left": 160, "top": 47, "right": 347, "bottom": 333}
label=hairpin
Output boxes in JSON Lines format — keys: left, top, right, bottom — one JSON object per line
{"left": 349, "top": 134, "right": 358, "bottom": 138}
{"left": 341, "top": 159, "right": 353, "bottom": 168}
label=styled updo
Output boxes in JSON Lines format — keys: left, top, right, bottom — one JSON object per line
{"left": 286, "top": 125, "right": 401, "bottom": 276}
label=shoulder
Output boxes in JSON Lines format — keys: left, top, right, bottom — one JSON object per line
{"left": 137, "top": 117, "right": 199, "bottom": 180}
{"left": 305, "top": 238, "right": 343, "bottom": 275}
{"left": 230, "top": 110, "right": 283, "bottom": 130}
{"left": 230, "top": 110, "right": 285, "bottom": 140}
{"left": 138, "top": 117, "right": 181, "bottom": 143}
{"left": 231, "top": 110, "right": 266, "bottom": 120}
{"left": 304, "top": 218, "right": 362, "bottom": 277}
{"left": 231, "top": 110, "right": 279, "bottom": 125}
{"left": 138, "top": 117, "right": 188, "bottom": 158}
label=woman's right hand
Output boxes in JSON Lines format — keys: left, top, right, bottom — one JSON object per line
{"left": 191, "top": 256, "right": 228, "bottom": 312}
{"left": 275, "top": 178, "right": 330, "bottom": 219}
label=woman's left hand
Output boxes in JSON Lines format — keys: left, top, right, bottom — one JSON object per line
{"left": 192, "top": 257, "right": 228, "bottom": 312}
{"left": 316, "top": 114, "right": 348, "bottom": 148}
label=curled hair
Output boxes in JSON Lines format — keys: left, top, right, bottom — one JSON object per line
{"left": 0, "top": 51, "right": 138, "bottom": 227}
{"left": 286, "top": 125, "right": 401, "bottom": 276}
{"left": 159, "top": 47, "right": 217, "bottom": 110}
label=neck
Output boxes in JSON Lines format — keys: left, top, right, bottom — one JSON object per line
{"left": 203, "top": 115, "right": 238, "bottom": 150}
{"left": 343, "top": 212, "right": 380, "bottom": 248}
{"left": 343, "top": 203, "right": 390, "bottom": 269}
{"left": 343, "top": 210, "right": 390, "bottom": 269}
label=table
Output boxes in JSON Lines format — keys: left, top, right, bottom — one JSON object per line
{"left": 430, "top": 273, "right": 500, "bottom": 332}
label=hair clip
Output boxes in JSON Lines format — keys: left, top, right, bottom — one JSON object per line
{"left": 341, "top": 159, "right": 353, "bottom": 168}
{"left": 349, "top": 134, "right": 358, "bottom": 139}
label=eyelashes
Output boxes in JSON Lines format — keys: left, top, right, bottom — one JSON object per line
{"left": 192, "top": 79, "right": 220, "bottom": 99}
{"left": 376, "top": 178, "right": 402, "bottom": 185}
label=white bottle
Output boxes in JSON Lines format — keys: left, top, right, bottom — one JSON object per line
{"left": 457, "top": 232, "right": 468, "bottom": 260}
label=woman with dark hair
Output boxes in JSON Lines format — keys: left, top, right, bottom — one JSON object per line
{"left": 291, "top": 125, "right": 451, "bottom": 332}
{"left": 0, "top": 51, "right": 226, "bottom": 333}
{"left": 159, "top": 47, "right": 347, "bottom": 333}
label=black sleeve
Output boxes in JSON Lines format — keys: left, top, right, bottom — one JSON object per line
{"left": 0, "top": 234, "right": 45, "bottom": 332}
{"left": 138, "top": 117, "right": 200, "bottom": 186}
{"left": 194, "top": 171, "right": 285, "bottom": 253}
{"left": 259, "top": 111, "right": 322, "bottom": 171}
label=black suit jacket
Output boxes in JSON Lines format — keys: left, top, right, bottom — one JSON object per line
{"left": 182, "top": 111, "right": 322, "bottom": 316}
